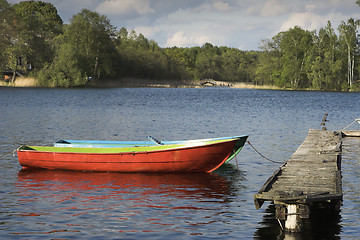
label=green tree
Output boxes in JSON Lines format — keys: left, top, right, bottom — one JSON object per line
{"left": 241, "top": 51, "right": 258, "bottom": 82}
{"left": 255, "top": 39, "right": 281, "bottom": 86}
{"left": 220, "top": 48, "right": 241, "bottom": 81}
{"left": 278, "top": 26, "right": 313, "bottom": 89}
{"left": 164, "top": 44, "right": 260, "bottom": 82}
{"left": 114, "top": 28, "right": 189, "bottom": 80}
{"left": 194, "top": 43, "right": 222, "bottom": 80}
{"left": 37, "top": 9, "right": 117, "bottom": 87}
{"left": 305, "top": 21, "right": 342, "bottom": 90}
{"left": 37, "top": 41, "right": 85, "bottom": 87}
{"left": 65, "top": 9, "right": 116, "bottom": 79}
{"left": 0, "top": 0, "right": 15, "bottom": 77}
{"left": 338, "top": 18, "right": 359, "bottom": 90}
{"left": 12, "top": 0, "right": 63, "bottom": 72}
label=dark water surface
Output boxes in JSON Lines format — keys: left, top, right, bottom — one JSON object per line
{"left": 1, "top": 87, "right": 360, "bottom": 239}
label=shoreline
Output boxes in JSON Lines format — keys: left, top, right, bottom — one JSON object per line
{"left": 0, "top": 77, "right": 38, "bottom": 88}
{"left": 0, "top": 77, "right": 286, "bottom": 90}
{"left": 1, "top": 77, "right": 353, "bottom": 92}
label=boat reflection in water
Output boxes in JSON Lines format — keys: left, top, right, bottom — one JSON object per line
{"left": 16, "top": 168, "right": 237, "bottom": 237}
{"left": 17, "top": 168, "right": 231, "bottom": 199}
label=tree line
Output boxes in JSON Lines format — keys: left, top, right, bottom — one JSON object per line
{"left": 1, "top": 0, "right": 359, "bottom": 90}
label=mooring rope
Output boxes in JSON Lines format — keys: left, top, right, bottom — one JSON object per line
{"left": 342, "top": 118, "right": 360, "bottom": 131}
{"left": 247, "top": 140, "right": 284, "bottom": 164}
{"left": 233, "top": 149, "right": 239, "bottom": 170}
{"left": 0, "top": 149, "right": 17, "bottom": 160}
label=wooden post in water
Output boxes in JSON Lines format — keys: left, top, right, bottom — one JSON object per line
{"left": 321, "top": 113, "right": 328, "bottom": 130}
{"left": 284, "top": 205, "right": 302, "bottom": 232}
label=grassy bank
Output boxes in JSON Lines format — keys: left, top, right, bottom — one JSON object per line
{"left": 0, "top": 77, "right": 38, "bottom": 87}
{"left": 89, "top": 79, "right": 286, "bottom": 90}
{"left": 0, "top": 77, "right": 289, "bottom": 90}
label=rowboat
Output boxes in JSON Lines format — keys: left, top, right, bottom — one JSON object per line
{"left": 54, "top": 135, "right": 248, "bottom": 163}
{"left": 17, "top": 137, "right": 247, "bottom": 173}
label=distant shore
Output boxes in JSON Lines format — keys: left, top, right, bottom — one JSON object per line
{"left": 0, "top": 77, "right": 284, "bottom": 90}
{"left": 88, "top": 78, "right": 285, "bottom": 90}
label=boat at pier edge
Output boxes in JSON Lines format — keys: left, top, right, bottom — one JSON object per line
{"left": 17, "top": 136, "right": 248, "bottom": 173}
{"left": 54, "top": 135, "right": 248, "bottom": 163}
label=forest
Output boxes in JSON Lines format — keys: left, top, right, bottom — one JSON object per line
{"left": 1, "top": 0, "right": 360, "bottom": 91}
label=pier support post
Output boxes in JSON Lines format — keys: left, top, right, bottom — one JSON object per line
{"left": 284, "top": 205, "right": 302, "bottom": 232}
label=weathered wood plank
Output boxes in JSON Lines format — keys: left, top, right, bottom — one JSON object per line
{"left": 342, "top": 130, "right": 360, "bottom": 137}
{"left": 254, "top": 129, "right": 342, "bottom": 209}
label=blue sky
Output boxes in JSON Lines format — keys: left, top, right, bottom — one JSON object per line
{"left": 8, "top": 0, "right": 360, "bottom": 50}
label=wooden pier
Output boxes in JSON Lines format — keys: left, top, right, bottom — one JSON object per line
{"left": 254, "top": 129, "right": 343, "bottom": 232}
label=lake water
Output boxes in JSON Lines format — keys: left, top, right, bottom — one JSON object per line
{"left": 0, "top": 87, "right": 360, "bottom": 239}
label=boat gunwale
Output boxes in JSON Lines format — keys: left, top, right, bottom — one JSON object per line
{"left": 18, "top": 137, "right": 245, "bottom": 155}
{"left": 54, "top": 135, "right": 249, "bottom": 147}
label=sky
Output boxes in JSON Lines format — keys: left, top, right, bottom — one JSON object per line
{"left": 7, "top": 0, "right": 360, "bottom": 50}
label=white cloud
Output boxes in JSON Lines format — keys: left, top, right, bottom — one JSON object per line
{"left": 134, "top": 25, "right": 158, "bottom": 38}
{"left": 305, "top": 4, "right": 316, "bottom": 12}
{"left": 165, "top": 31, "right": 211, "bottom": 47}
{"left": 279, "top": 12, "right": 327, "bottom": 32}
{"left": 246, "top": 0, "right": 290, "bottom": 17}
{"left": 261, "top": 0, "right": 291, "bottom": 17}
{"left": 7, "top": 0, "right": 360, "bottom": 50}
{"left": 213, "top": 1, "right": 231, "bottom": 12}
{"left": 96, "top": 0, "right": 155, "bottom": 16}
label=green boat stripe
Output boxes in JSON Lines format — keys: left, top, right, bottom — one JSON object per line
{"left": 19, "top": 138, "right": 238, "bottom": 154}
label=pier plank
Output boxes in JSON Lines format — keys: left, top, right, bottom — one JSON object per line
{"left": 254, "top": 129, "right": 342, "bottom": 209}
{"left": 341, "top": 130, "right": 360, "bottom": 137}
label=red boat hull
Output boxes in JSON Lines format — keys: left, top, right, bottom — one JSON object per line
{"left": 17, "top": 139, "right": 239, "bottom": 173}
